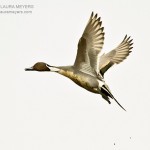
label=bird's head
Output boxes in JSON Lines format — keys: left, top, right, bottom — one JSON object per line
{"left": 25, "top": 62, "right": 51, "bottom": 72}
{"left": 25, "top": 62, "right": 60, "bottom": 72}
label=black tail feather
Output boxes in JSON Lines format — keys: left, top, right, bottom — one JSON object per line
{"left": 101, "top": 85, "right": 126, "bottom": 111}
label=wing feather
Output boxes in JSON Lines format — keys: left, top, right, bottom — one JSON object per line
{"left": 99, "top": 35, "right": 133, "bottom": 76}
{"left": 74, "top": 12, "right": 105, "bottom": 76}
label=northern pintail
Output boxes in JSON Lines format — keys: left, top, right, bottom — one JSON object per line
{"left": 25, "top": 12, "right": 133, "bottom": 111}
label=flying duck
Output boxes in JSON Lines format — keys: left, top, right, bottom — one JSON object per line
{"left": 25, "top": 12, "right": 133, "bottom": 111}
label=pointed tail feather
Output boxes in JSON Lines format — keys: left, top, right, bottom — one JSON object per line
{"left": 101, "top": 85, "right": 126, "bottom": 111}
{"left": 113, "top": 97, "right": 126, "bottom": 111}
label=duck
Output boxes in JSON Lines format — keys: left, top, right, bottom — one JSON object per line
{"left": 25, "top": 12, "right": 133, "bottom": 111}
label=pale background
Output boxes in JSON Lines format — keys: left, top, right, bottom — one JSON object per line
{"left": 0, "top": 0, "right": 150, "bottom": 150}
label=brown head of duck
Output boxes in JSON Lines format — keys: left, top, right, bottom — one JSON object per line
{"left": 25, "top": 62, "right": 60, "bottom": 72}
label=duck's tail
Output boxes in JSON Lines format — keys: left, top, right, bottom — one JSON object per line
{"left": 101, "top": 85, "right": 126, "bottom": 111}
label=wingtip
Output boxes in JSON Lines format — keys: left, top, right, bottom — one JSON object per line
{"left": 94, "top": 13, "right": 98, "bottom": 19}
{"left": 91, "top": 12, "right": 99, "bottom": 19}
{"left": 127, "top": 36, "right": 131, "bottom": 41}
{"left": 122, "top": 35, "right": 133, "bottom": 45}
{"left": 124, "top": 34, "right": 128, "bottom": 39}
{"left": 91, "top": 11, "right": 94, "bottom": 17}
{"left": 97, "top": 17, "right": 100, "bottom": 22}
{"left": 101, "top": 27, "right": 104, "bottom": 32}
{"left": 129, "top": 39, "right": 133, "bottom": 43}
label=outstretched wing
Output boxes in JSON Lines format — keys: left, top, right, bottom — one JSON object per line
{"left": 74, "top": 12, "right": 105, "bottom": 76}
{"left": 99, "top": 35, "right": 133, "bottom": 76}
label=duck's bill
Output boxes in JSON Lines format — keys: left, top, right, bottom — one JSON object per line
{"left": 25, "top": 67, "right": 34, "bottom": 71}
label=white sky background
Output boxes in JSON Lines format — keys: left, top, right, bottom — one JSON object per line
{"left": 0, "top": 0, "right": 150, "bottom": 149}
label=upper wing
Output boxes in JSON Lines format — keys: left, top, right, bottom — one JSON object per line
{"left": 99, "top": 35, "right": 133, "bottom": 76}
{"left": 74, "top": 12, "right": 105, "bottom": 76}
